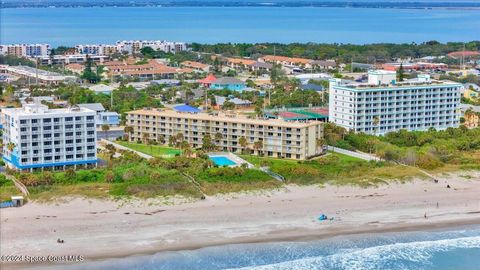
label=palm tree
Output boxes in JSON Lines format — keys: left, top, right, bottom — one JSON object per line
{"left": 142, "top": 132, "right": 150, "bottom": 144}
{"left": 175, "top": 133, "right": 184, "bottom": 147}
{"left": 168, "top": 135, "right": 177, "bottom": 147}
{"left": 124, "top": 126, "right": 134, "bottom": 141}
{"left": 158, "top": 134, "right": 165, "bottom": 145}
{"left": 253, "top": 141, "right": 263, "bottom": 156}
{"left": 101, "top": 124, "right": 110, "bottom": 140}
{"left": 6, "top": 142, "right": 16, "bottom": 153}
{"left": 238, "top": 137, "right": 247, "bottom": 154}
{"left": 180, "top": 140, "right": 192, "bottom": 157}
{"left": 214, "top": 132, "right": 223, "bottom": 149}
{"left": 316, "top": 138, "right": 325, "bottom": 153}
{"left": 373, "top": 116, "right": 380, "bottom": 136}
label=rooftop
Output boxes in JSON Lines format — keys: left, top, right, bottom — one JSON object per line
{"left": 78, "top": 103, "right": 106, "bottom": 112}
{"left": 213, "top": 77, "right": 245, "bottom": 85}
{"left": 3, "top": 103, "right": 95, "bottom": 116}
{"left": 128, "top": 108, "right": 322, "bottom": 128}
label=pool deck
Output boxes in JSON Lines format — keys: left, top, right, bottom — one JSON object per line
{"left": 208, "top": 152, "right": 253, "bottom": 168}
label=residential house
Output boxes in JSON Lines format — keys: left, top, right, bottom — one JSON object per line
{"left": 180, "top": 61, "right": 211, "bottom": 73}
{"left": 210, "top": 77, "right": 246, "bottom": 91}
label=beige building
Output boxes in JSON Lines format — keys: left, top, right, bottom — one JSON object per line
{"left": 126, "top": 109, "right": 324, "bottom": 160}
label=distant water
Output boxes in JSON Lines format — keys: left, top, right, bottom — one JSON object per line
{"left": 1, "top": 7, "right": 479, "bottom": 46}
{"left": 36, "top": 225, "right": 480, "bottom": 270}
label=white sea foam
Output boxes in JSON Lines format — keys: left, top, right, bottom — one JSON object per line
{"left": 230, "top": 236, "right": 480, "bottom": 270}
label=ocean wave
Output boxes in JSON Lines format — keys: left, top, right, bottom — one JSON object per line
{"left": 230, "top": 236, "right": 480, "bottom": 270}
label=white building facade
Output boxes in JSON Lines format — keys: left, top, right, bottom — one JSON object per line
{"left": 0, "top": 44, "right": 50, "bottom": 57}
{"left": 116, "top": 40, "right": 187, "bottom": 54}
{"left": 1, "top": 104, "right": 98, "bottom": 171}
{"left": 328, "top": 72, "right": 462, "bottom": 135}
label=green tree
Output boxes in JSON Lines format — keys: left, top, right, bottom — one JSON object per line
{"left": 81, "top": 55, "right": 102, "bottom": 83}
{"left": 101, "top": 124, "right": 110, "bottom": 140}
{"left": 397, "top": 63, "right": 405, "bottom": 82}
{"left": 238, "top": 137, "right": 248, "bottom": 153}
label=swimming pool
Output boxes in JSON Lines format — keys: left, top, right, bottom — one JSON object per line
{"left": 209, "top": 156, "right": 237, "bottom": 166}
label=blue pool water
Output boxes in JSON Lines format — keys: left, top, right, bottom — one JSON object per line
{"left": 210, "top": 156, "right": 237, "bottom": 166}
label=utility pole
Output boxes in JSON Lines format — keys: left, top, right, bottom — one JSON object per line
{"left": 35, "top": 58, "right": 39, "bottom": 87}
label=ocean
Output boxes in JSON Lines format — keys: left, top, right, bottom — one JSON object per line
{"left": 36, "top": 225, "right": 480, "bottom": 270}
{"left": 0, "top": 6, "right": 479, "bottom": 46}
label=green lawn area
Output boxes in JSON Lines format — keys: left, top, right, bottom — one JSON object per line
{"left": 243, "top": 152, "right": 423, "bottom": 187}
{"left": 117, "top": 141, "right": 182, "bottom": 157}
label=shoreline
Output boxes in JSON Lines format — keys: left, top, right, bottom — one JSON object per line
{"left": 84, "top": 216, "right": 480, "bottom": 261}
{"left": 2, "top": 172, "right": 480, "bottom": 269}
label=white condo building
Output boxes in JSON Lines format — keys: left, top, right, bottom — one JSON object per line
{"left": 1, "top": 104, "right": 98, "bottom": 171}
{"left": 328, "top": 70, "right": 462, "bottom": 135}
{"left": 116, "top": 40, "right": 187, "bottom": 54}
{"left": 75, "top": 44, "right": 119, "bottom": 56}
{"left": 0, "top": 44, "right": 50, "bottom": 57}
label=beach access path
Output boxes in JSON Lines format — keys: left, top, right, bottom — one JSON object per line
{"left": 327, "top": 146, "right": 380, "bottom": 161}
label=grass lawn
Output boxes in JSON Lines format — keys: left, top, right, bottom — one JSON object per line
{"left": 243, "top": 152, "right": 423, "bottom": 187}
{"left": 117, "top": 141, "right": 182, "bottom": 158}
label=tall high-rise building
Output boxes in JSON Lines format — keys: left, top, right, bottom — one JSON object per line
{"left": 1, "top": 104, "right": 98, "bottom": 171}
{"left": 328, "top": 70, "right": 462, "bottom": 135}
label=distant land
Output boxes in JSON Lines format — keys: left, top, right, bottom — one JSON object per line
{"left": 2, "top": 0, "right": 480, "bottom": 9}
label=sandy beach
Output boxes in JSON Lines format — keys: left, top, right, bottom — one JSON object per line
{"left": 1, "top": 171, "right": 480, "bottom": 269}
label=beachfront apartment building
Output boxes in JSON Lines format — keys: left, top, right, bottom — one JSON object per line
{"left": 328, "top": 70, "right": 462, "bottom": 135}
{"left": 0, "top": 44, "right": 50, "bottom": 57}
{"left": 126, "top": 109, "right": 324, "bottom": 160}
{"left": 1, "top": 104, "right": 98, "bottom": 171}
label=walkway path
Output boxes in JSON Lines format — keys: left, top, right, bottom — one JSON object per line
{"left": 327, "top": 146, "right": 380, "bottom": 161}
{"left": 3, "top": 173, "right": 29, "bottom": 196}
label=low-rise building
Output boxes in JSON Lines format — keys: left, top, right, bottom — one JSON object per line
{"left": 126, "top": 109, "right": 324, "bottom": 160}
{"left": 329, "top": 71, "right": 462, "bottom": 135}
{"left": 35, "top": 54, "right": 107, "bottom": 65}
{"left": 180, "top": 61, "right": 211, "bottom": 73}
{"left": 78, "top": 103, "right": 120, "bottom": 127}
{"left": 89, "top": 84, "right": 115, "bottom": 95}
{"left": 1, "top": 103, "right": 98, "bottom": 171}
{"left": 460, "top": 104, "right": 480, "bottom": 128}
{"left": 106, "top": 59, "right": 178, "bottom": 80}
{"left": 259, "top": 55, "right": 314, "bottom": 69}
{"left": 210, "top": 77, "right": 246, "bottom": 91}
{"left": 382, "top": 62, "right": 448, "bottom": 71}
{"left": 1, "top": 65, "right": 76, "bottom": 85}
{"left": 214, "top": 96, "right": 252, "bottom": 109}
